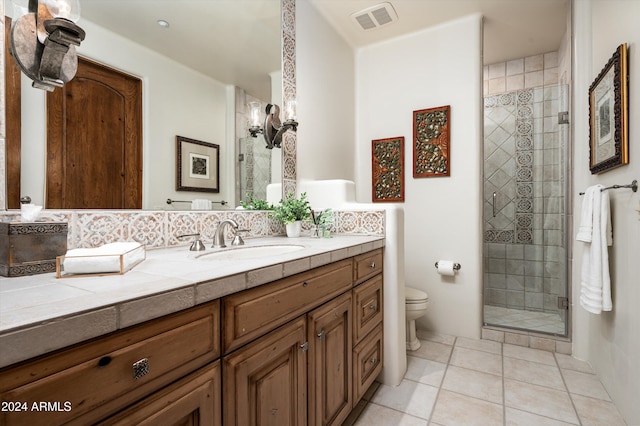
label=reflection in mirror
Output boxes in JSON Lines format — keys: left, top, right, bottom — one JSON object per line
{"left": 4, "top": 0, "right": 282, "bottom": 210}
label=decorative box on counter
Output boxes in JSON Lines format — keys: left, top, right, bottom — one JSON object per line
{"left": 56, "top": 242, "right": 146, "bottom": 278}
{"left": 0, "top": 222, "right": 68, "bottom": 277}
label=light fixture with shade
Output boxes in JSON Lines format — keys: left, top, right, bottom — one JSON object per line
{"left": 10, "top": 0, "right": 86, "bottom": 91}
{"left": 248, "top": 100, "right": 298, "bottom": 149}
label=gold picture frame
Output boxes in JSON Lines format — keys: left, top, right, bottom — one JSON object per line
{"left": 589, "top": 43, "right": 629, "bottom": 174}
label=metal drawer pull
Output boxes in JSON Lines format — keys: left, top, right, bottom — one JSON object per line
{"left": 317, "top": 330, "right": 325, "bottom": 340}
{"left": 132, "top": 358, "right": 150, "bottom": 380}
{"left": 370, "top": 358, "right": 378, "bottom": 365}
{"left": 370, "top": 262, "right": 376, "bottom": 269}
{"left": 369, "top": 304, "right": 377, "bottom": 311}
{"left": 302, "top": 281, "right": 308, "bottom": 287}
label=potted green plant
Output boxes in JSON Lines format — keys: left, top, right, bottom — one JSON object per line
{"left": 270, "top": 192, "right": 311, "bottom": 237}
{"left": 239, "top": 193, "right": 273, "bottom": 210}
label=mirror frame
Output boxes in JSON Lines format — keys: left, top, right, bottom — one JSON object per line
{"left": 0, "top": 0, "right": 296, "bottom": 210}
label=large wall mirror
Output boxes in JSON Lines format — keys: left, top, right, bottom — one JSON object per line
{"left": 2, "top": 0, "right": 288, "bottom": 210}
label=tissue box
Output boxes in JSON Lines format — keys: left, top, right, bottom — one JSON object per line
{"left": 0, "top": 222, "right": 68, "bottom": 277}
{"left": 56, "top": 243, "right": 146, "bottom": 278}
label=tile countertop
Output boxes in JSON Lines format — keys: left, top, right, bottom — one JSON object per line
{"left": 0, "top": 235, "right": 384, "bottom": 368}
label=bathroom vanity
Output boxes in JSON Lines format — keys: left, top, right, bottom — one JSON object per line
{"left": 0, "top": 236, "right": 384, "bottom": 425}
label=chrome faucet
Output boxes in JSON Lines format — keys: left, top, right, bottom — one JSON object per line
{"left": 213, "top": 219, "right": 240, "bottom": 248}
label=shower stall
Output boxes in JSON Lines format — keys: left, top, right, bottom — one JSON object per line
{"left": 482, "top": 80, "right": 570, "bottom": 336}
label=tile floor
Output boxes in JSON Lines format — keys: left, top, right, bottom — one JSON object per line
{"left": 484, "top": 305, "right": 566, "bottom": 335}
{"left": 345, "top": 330, "right": 627, "bottom": 426}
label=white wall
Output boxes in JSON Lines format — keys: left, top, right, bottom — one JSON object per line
{"left": 572, "top": 1, "right": 640, "bottom": 423}
{"left": 17, "top": 17, "right": 231, "bottom": 209}
{"left": 296, "top": 1, "right": 356, "bottom": 182}
{"left": 355, "top": 15, "right": 484, "bottom": 338}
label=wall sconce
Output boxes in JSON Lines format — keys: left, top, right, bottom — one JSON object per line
{"left": 10, "top": 0, "right": 86, "bottom": 91}
{"left": 248, "top": 100, "right": 298, "bottom": 149}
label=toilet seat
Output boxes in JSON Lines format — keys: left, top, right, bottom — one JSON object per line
{"left": 405, "top": 286, "right": 429, "bottom": 304}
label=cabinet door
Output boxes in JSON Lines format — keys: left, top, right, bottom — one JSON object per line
{"left": 98, "top": 362, "right": 221, "bottom": 426}
{"left": 223, "top": 316, "right": 307, "bottom": 426}
{"left": 308, "top": 292, "right": 353, "bottom": 426}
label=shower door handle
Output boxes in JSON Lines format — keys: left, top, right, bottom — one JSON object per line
{"left": 492, "top": 192, "right": 497, "bottom": 217}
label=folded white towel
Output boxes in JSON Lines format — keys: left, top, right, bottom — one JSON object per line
{"left": 577, "top": 185, "right": 613, "bottom": 314}
{"left": 62, "top": 242, "right": 145, "bottom": 275}
{"left": 192, "top": 199, "right": 212, "bottom": 210}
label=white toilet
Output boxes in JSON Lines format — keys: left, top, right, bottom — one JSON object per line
{"left": 405, "top": 286, "right": 430, "bottom": 351}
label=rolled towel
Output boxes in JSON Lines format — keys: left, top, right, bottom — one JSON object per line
{"left": 61, "top": 242, "right": 145, "bottom": 275}
{"left": 192, "top": 199, "right": 212, "bottom": 210}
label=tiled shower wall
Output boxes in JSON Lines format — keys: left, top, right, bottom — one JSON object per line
{"left": 483, "top": 52, "right": 568, "bottom": 317}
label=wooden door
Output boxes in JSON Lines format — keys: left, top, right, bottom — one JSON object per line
{"left": 223, "top": 316, "right": 307, "bottom": 426}
{"left": 4, "top": 16, "right": 22, "bottom": 209}
{"left": 308, "top": 292, "right": 353, "bottom": 426}
{"left": 46, "top": 57, "right": 142, "bottom": 209}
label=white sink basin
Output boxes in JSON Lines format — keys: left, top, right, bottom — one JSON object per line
{"left": 196, "top": 244, "right": 306, "bottom": 261}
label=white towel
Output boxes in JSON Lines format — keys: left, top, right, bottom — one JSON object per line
{"left": 577, "top": 185, "right": 613, "bottom": 314}
{"left": 192, "top": 199, "right": 212, "bottom": 210}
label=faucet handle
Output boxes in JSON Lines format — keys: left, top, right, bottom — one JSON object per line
{"left": 231, "top": 229, "right": 249, "bottom": 246}
{"left": 178, "top": 233, "right": 206, "bottom": 251}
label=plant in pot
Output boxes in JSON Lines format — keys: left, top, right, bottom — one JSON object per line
{"left": 270, "top": 192, "right": 311, "bottom": 237}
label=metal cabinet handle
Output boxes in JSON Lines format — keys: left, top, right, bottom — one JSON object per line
{"left": 302, "top": 281, "right": 308, "bottom": 287}
{"left": 369, "top": 304, "right": 377, "bottom": 311}
{"left": 132, "top": 358, "right": 150, "bottom": 380}
{"left": 300, "top": 342, "right": 309, "bottom": 352}
{"left": 370, "top": 262, "right": 376, "bottom": 269}
{"left": 317, "top": 330, "right": 325, "bottom": 340}
{"left": 370, "top": 358, "right": 378, "bottom": 365}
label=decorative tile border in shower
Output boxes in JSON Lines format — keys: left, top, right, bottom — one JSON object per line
{"left": 484, "top": 89, "right": 534, "bottom": 245}
{"left": 0, "top": 208, "right": 385, "bottom": 250}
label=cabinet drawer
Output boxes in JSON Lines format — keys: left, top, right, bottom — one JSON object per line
{"left": 353, "top": 324, "right": 383, "bottom": 404}
{"left": 353, "top": 274, "right": 383, "bottom": 344}
{"left": 0, "top": 301, "right": 220, "bottom": 426}
{"left": 99, "top": 362, "right": 221, "bottom": 426}
{"left": 223, "top": 259, "right": 352, "bottom": 354}
{"left": 353, "top": 249, "right": 383, "bottom": 284}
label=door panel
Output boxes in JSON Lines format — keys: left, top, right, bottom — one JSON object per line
{"left": 46, "top": 57, "right": 142, "bottom": 209}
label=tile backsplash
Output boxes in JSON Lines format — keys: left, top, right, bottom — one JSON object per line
{"left": 0, "top": 209, "right": 385, "bottom": 250}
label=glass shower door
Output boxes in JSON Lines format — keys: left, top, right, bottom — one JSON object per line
{"left": 483, "top": 84, "right": 569, "bottom": 336}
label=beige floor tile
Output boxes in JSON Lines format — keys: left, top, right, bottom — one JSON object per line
{"left": 449, "top": 346, "right": 502, "bottom": 376}
{"left": 416, "top": 329, "right": 456, "bottom": 345}
{"left": 405, "top": 356, "right": 447, "bottom": 387}
{"left": 442, "top": 365, "right": 503, "bottom": 404}
{"left": 503, "top": 343, "right": 556, "bottom": 365}
{"left": 505, "top": 407, "right": 577, "bottom": 425}
{"left": 571, "top": 393, "right": 627, "bottom": 426}
{"left": 561, "top": 369, "right": 611, "bottom": 401}
{"left": 503, "top": 357, "right": 565, "bottom": 390}
{"left": 504, "top": 378, "right": 579, "bottom": 424}
{"left": 370, "top": 379, "right": 439, "bottom": 420}
{"left": 353, "top": 402, "right": 428, "bottom": 426}
{"left": 410, "top": 340, "right": 453, "bottom": 363}
{"left": 455, "top": 336, "right": 502, "bottom": 354}
{"left": 431, "top": 390, "right": 503, "bottom": 426}
{"left": 554, "top": 353, "right": 593, "bottom": 373}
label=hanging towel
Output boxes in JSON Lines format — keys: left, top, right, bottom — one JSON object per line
{"left": 192, "top": 199, "right": 212, "bottom": 210}
{"left": 577, "top": 185, "right": 613, "bottom": 314}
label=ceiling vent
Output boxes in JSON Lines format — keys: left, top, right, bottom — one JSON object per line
{"left": 350, "top": 2, "right": 398, "bottom": 31}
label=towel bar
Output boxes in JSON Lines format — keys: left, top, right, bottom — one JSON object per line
{"left": 579, "top": 179, "right": 637, "bottom": 195}
{"left": 166, "top": 198, "right": 227, "bottom": 205}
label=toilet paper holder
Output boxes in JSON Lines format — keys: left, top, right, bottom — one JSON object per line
{"left": 434, "top": 261, "right": 461, "bottom": 271}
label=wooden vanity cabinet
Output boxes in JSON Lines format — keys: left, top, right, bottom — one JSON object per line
{"left": 0, "top": 301, "right": 221, "bottom": 426}
{"left": 307, "top": 291, "right": 353, "bottom": 426}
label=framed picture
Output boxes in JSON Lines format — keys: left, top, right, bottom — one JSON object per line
{"left": 176, "top": 136, "right": 220, "bottom": 192}
{"left": 413, "top": 105, "right": 450, "bottom": 178}
{"left": 589, "top": 43, "right": 629, "bottom": 174}
{"left": 372, "top": 136, "right": 405, "bottom": 202}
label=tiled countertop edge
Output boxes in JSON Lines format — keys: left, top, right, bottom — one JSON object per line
{"left": 0, "top": 237, "right": 384, "bottom": 368}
